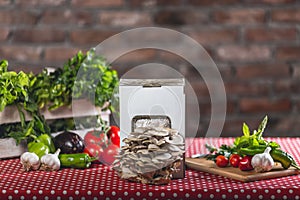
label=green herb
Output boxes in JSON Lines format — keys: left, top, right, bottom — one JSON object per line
{"left": 205, "top": 115, "right": 300, "bottom": 170}
{"left": 206, "top": 115, "right": 280, "bottom": 160}
{"left": 0, "top": 48, "right": 119, "bottom": 144}
{"left": 233, "top": 116, "right": 280, "bottom": 152}
{"left": 31, "top": 48, "right": 118, "bottom": 111}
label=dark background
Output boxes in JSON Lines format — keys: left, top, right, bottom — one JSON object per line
{"left": 1, "top": 0, "right": 300, "bottom": 137}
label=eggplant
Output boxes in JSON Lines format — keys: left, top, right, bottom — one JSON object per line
{"left": 54, "top": 131, "right": 85, "bottom": 154}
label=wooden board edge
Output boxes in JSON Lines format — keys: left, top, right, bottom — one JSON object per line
{"left": 185, "top": 158, "right": 247, "bottom": 182}
{"left": 185, "top": 157, "right": 300, "bottom": 183}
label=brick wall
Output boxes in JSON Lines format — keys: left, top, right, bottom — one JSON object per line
{"left": 1, "top": 0, "right": 300, "bottom": 137}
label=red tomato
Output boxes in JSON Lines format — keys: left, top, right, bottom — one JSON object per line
{"left": 84, "top": 144, "right": 104, "bottom": 158}
{"left": 108, "top": 126, "right": 120, "bottom": 147}
{"left": 229, "top": 154, "right": 242, "bottom": 168}
{"left": 216, "top": 155, "right": 229, "bottom": 167}
{"left": 239, "top": 156, "right": 254, "bottom": 171}
{"left": 84, "top": 130, "right": 108, "bottom": 146}
{"left": 100, "top": 144, "right": 119, "bottom": 166}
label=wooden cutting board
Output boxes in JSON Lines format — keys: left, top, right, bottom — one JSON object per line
{"left": 185, "top": 157, "right": 299, "bottom": 182}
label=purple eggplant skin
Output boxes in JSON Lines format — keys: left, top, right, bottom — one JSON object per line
{"left": 54, "top": 131, "right": 85, "bottom": 154}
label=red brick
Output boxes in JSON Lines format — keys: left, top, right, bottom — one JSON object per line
{"left": 13, "top": 29, "right": 65, "bottom": 43}
{"left": 0, "top": 10, "right": 39, "bottom": 25}
{"left": 296, "top": 101, "right": 300, "bottom": 112}
{"left": 216, "top": 45, "right": 271, "bottom": 61}
{"left": 44, "top": 47, "right": 82, "bottom": 62}
{"left": 225, "top": 82, "right": 269, "bottom": 96}
{"left": 121, "top": 28, "right": 183, "bottom": 44}
{"left": 154, "top": 9, "right": 207, "bottom": 25}
{"left": 0, "top": 45, "right": 42, "bottom": 62}
{"left": 70, "top": 30, "right": 118, "bottom": 45}
{"left": 0, "top": 0, "right": 10, "bottom": 5}
{"left": 157, "top": 49, "right": 217, "bottom": 78}
{"left": 292, "top": 64, "right": 300, "bottom": 78}
{"left": 276, "top": 46, "right": 300, "bottom": 60}
{"left": 128, "top": 0, "right": 182, "bottom": 7}
{"left": 274, "top": 116, "right": 300, "bottom": 134}
{"left": 155, "top": 51, "right": 199, "bottom": 77}
{"left": 15, "top": 0, "right": 66, "bottom": 6}
{"left": 240, "top": 98, "right": 291, "bottom": 113}
{"left": 114, "top": 49, "right": 156, "bottom": 63}
{"left": 156, "top": 0, "right": 182, "bottom": 5}
{"left": 198, "top": 101, "right": 235, "bottom": 116}
{"left": 213, "top": 9, "right": 265, "bottom": 24}
{"left": 222, "top": 118, "right": 258, "bottom": 136}
{"left": 272, "top": 9, "right": 300, "bottom": 22}
{"left": 188, "top": 29, "right": 238, "bottom": 45}
{"left": 290, "top": 80, "right": 300, "bottom": 93}
{"left": 246, "top": 27, "right": 296, "bottom": 42}
{"left": 41, "top": 10, "right": 93, "bottom": 26}
{"left": 0, "top": 28, "right": 9, "bottom": 41}
{"left": 217, "top": 64, "right": 234, "bottom": 80}
{"left": 235, "top": 64, "right": 290, "bottom": 79}
{"left": 261, "top": 0, "right": 295, "bottom": 3}
{"left": 99, "top": 11, "right": 152, "bottom": 27}
{"left": 244, "top": 0, "right": 295, "bottom": 3}
{"left": 71, "top": 0, "right": 123, "bottom": 7}
{"left": 191, "top": 81, "right": 209, "bottom": 97}
{"left": 188, "top": 0, "right": 239, "bottom": 6}
{"left": 128, "top": 0, "right": 157, "bottom": 7}
{"left": 274, "top": 80, "right": 291, "bottom": 94}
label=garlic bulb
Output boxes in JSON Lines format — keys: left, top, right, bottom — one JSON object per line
{"left": 20, "top": 152, "right": 41, "bottom": 171}
{"left": 251, "top": 147, "right": 274, "bottom": 172}
{"left": 40, "top": 149, "right": 61, "bottom": 171}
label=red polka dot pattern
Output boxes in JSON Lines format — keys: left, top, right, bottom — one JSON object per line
{"left": 0, "top": 137, "right": 299, "bottom": 199}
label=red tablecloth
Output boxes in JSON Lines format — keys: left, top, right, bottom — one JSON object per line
{"left": 0, "top": 137, "right": 300, "bottom": 199}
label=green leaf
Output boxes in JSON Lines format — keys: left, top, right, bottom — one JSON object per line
{"left": 251, "top": 137, "right": 260, "bottom": 146}
{"left": 233, "top": 137, "right": 240, "bottom": 146}
{"left": 268, "top": 141, "right": 280, "bottom": 149}
{"left": 242, "top": 123, "right": 250, "bottom": 137}
{"left": 0, "top": 60, "right": 8, "bottom": 74}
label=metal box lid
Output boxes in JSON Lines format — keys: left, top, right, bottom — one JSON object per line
{"left": 119, "top": 78, "right": 185, "bottom": 87}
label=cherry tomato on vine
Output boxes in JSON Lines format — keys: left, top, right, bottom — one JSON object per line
{"left": 83, "top": 143, "right": 103, "bottom": 158}
{"left": 84, "top": 130, "right": 108, "bottom": 146}
{"left": 107, "top": 126, "right": 120, "bottom": 147}
{"left": 229, "top": 154, "right": 242, "bottom": 168}
{"left": 216, "top": 155, "right": 229, "bottom": 167}
{"left": 239, "top": 156, "right": 254, "bottom": 171}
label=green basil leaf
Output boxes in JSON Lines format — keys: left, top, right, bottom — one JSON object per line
{"left": 242, "top": 122, "right": 250, "bottom": 137}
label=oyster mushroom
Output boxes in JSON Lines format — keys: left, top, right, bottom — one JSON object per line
{"left": 164, "top": 134, "right": 184, "bottom": 145}
{"left": 112, "top": 126, "right": 185, "bottom": 185}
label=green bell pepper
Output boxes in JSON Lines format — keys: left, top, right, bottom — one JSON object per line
{"left": 28, "top": 141, "right": 50, "bottom": 158}
{"left": 37, "top": 134, "right": 56, "bottom": 153}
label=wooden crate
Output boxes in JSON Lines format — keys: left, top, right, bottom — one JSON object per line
{"left": 0, "top": 138, "right": 27, "bottom": 159}
{"left": 0, "top": 99, "right": 110, "bottom": 159}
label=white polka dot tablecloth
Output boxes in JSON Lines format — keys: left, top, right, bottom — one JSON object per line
{"left": 0, "top": 137, "right": 300, "bottom": 200}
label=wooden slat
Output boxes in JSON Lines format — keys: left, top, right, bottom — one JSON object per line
{"left": 185, "top": 157, "right": 299, "bottom": 182}
{"left": 0, "top": 99, "right": 110, "bottom": 124}
{"left": 0, "top": 138, "right": 27, "bottom": 159}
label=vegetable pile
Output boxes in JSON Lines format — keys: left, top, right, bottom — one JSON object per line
{"left": 206, "top": 116, "right": 300, "bottom": 172}
{"left": 20, "top": 126, "right": 120, "bottom": 171}
{"left": 0, "top": 48, "right": 118, "bottom": 144}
